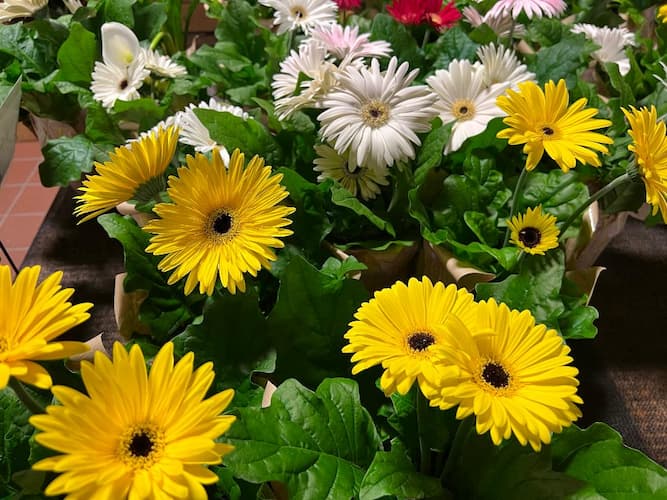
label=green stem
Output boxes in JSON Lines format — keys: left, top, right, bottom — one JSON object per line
{"left": 421, "top": 29, "right": 431, "bottom": 51}
{"left": 503, "top": 168, "right": 529, "bottom": 247}
{"left": 441, "top": 416, "right": 473, "bottom": 484}
{"left": 558, "top": 173, "right": 631, "bottom": 242}
{"left": 9, "top": 378, "right": 45, "bottom": 414}
{"left": 505, "top": 19, "right": 516, "bottom": 48}
{"left": 150, "top": 31, "right": 165, "bottom": 51}
{"left": 416, "top": 391, "right": 432, "bottom": 474}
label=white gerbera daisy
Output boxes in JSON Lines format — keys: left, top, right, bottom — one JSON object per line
{"left": 311, "top": 23, "right": 392, "bottom": 63}
{"left": 476, "top": 43, "right": 535, "bottom": 91}
{"left": 90, "top": 56, "right": 149, "bottom": 109}
{"left": 571, "top": 23, "right": 636, "bottom": 76}
{"left": 63, "top": 0, "right": 82, "bottom": 14}
{"left": 142, "top": 48, "right": 188, "bottom": 78}
{"left": 259, "top": 0, "right": 337, "bottom": 35}
{"left": 487, "top": 0, "right": 567, "bottom": 19}
{"left": 0, "top": 0, "right": 46, "bottom": 22}
{"left": 318, "top": 57, "right": 438, "bottom": 169}
{"left": 314, "top": 144, "right": 390, "bottom": 200}
{"left": 427, "top": 59, "right": 507, "bottom": 153}
{"left": 101, "top": 22, "right": 141, "bottom": 68}
{"left": 178, "top": 98, "right": 249, "bottom": 165}
{"left": 462, "top": 6, "right": 526, "bottom": 38}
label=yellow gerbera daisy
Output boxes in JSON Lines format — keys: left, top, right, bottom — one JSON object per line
{"left": 144, "top": 149, "right": 295, "bottom": 295}
{"left": 496, "top": 79, "right": 613, "bottom": 172}
{"left": 0, "top": 265, "right": 90, "bottom": 390}
{"left": 74, "top": 125, "right": 179, "bottom": 223}
{"left": 658, "top": 4, "right": 667, "bottom": 22}
{"left": 30, "top": 342, "right": 236, "bottom": 499}
{"left": 622, "top": 105, "right": 667, "bottom": 223}
{"left": 342, "top": 276, "right": 479, "bottom": 399}
{"left": 507, "top": 205, "right": 560, "bottom": 255}
{"left": 433, "top": 299, "right": 582, "bottom": 452}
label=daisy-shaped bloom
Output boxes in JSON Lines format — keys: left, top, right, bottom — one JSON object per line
{"left": 75, "top": 125, "right": 179, "bottom": 222}
{"left": 311, "top": 23, "right": 392, "bottom": 63}
{"left": 487, "top": 0, "right": 567, "bottom": 19}
{"left": 571, "top": 23, "right": 636, "bottom": 76}
{"left": 387, "top": 0, "right": 460, "bottom": 29}
{"left": 425, "top": 0, "right": 462, "bottom": 31}
{"left": 623, "top": 105, "right": 667, "bottom": 223}
{"left": 258, "top": 0, "right": 337, "bottom": 35}
{"left": 319, "top": 57, "right": 438, "bottom": 169}
{"left": 476, "top": 43, "right": 535, "bottom": 91}
{"left": 144, "top": 149, "right": 295, "bottom": 295}
{"left": 433, "top": 299, "right": 582, "bottom": 451}
{"left": 658, "top": 4, "right": 667, "bottom": 22}
{"left": 334, "top": 0, "right": 361, "bottom": 9}
{"left": 0, "top": 265, "right": 90, "bottom": 390}
{"left": 342, "top": 276, "right": 479, "bottom": 399}
{"left": 0, "top": 0, "right": 46, "bottom": 23}
{"left": 496, "top": 79, "right": 613, "bottom": 172}
{"left": 427, "top": 59, "right": 507, "bottom": 153}
{"left": 462, "top": 6, "right": 526, "bottom": 38}
{"left": 179, "top": 98, "right": 249, "bottom": 164}
{"left": 30, "top": 342, "right": 236, "bottom": 498}
{"left": 507, "top": 205, "right": 560, "bottom": 255}
{"left": 63, "top": 0, "right": 82, "bottom": 13}
{"left": 314, "top": 144, "right": 390, "bottom": 200}
{"left": 101, "top": 22, "right": 141, "bottom": 68}
{"left": 90, "top": 56, "right": 149, "bottom": 109}
{"left": 142, "top": 48, "right": 187, "bottom": 78}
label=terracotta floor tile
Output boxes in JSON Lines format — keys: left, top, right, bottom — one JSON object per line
{"left": 0, "top": 184, "right": 21, "bottom": 217}
{"left": 0, "top": 213, "right": 45, "bottom": 249}
{"left": 13, "top": 141, "right": 43, "bottom": 159}
{"left": 2, "top": 159, "right": 39, "bottom": 186}
{"left": 2, "top": 246, "right": 28, "bottom": 269}
{"left": 12, "top": 184, "right": 58, "bottom": 214}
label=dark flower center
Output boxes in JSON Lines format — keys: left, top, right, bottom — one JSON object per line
{"left": 482, "top": 362, "right": 510, "bottom": 388}
{"left": 518, "top": 227, "right": 541, "bottom": 248}
{"left": 408, "top": 332, "right": 435, "bottom": 351}
{"left": 292, "top": 7, "right": 305, "bottom": 18}
{"left": 213, "top": 213, "right": 233, "bottom": 234}
{"left": 119, "top": 79, "right": 129, "bottom": 90}
{"left": 459, "top": 106, "right": 468, "bottom": 114}
{"left": 542, "top": 126, "right": 554, "bottom": 135}
{"left": 128, "top": 432, "right": 154, "bottom": 458}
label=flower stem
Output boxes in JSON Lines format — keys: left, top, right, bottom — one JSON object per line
{"left": 441, "top": 416, "right": 473, "bottom": 484}
{"left": 416, "top": 391, "right": 432, "bottom": 474}
{"left": 150, "top": 31, "right": 165, "bottom": 51}
{"left": 421, "top": 29, "right": 431, "bottom": 51}
{"left": 557, "top": 173, "right": 632, "bottom": 242}
{"left": 503, "top": 168, "right": 529, "bottom": 247}
{"left": 9, "top": 378, "right": 46, "bottom": 414}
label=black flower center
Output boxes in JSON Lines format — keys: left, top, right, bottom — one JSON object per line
{"left": 119, "top": 79, "right": 129, "bottom": 90}
{"left": 542, "top": 126, "right": 554, "bottom": 135}
{"left": 482, "top": 362, "right": 510, "bottom": 388}
{"left": 518, "top": 227, "right": 541, "bottom": 248}
{"left": 292, "top": 7, "right": 305, "bottom": 18}
{"left": 128, "top": 432, "right": 154, "bottom": 458}
{"left": 213, "top": 213, "right": 233, "bottom": 234}
{"left": 459, "top": 106, "right": 468, "bottom": 114}
{"left": 369, "top": 108, "right": 382, "bottom": 118}
{"left": 408, "top": 332, "right": 435, "bottom": 352}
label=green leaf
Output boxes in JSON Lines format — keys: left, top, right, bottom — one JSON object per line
{"left": 527, "top": 33, "right": 595, "bottom": 85}
{"left": 320, "top": 256, "right": 367, "bottom": 280}
{"left": 102, "top": 0, "right": 136, "bottom": 26}
{"left": 360, "top": 440, "right": 447, "bottom": 500}
{"left": 604, "top": 62, "right": 635, "bottom": 107}
{"left": 330, "top": 183, "right": 396, "bottom": 237}
{"left": 223, "top": 378, "right": 383, "bottom": 499}
{"left": 428, "top": 26, "right": 479, "bottom": 69}
{"left": 370, "top": 14, "right": 422, "bottom": 68}
{"left": 416, "top": 118, "right": 449, "bottom": 171}
{"left": 0, "top": 388, "right": 32, "bottom": 490}
{"left": 56, "top": 22, "right": 96, "bottom": 85}
{"left": 464, "top": 211, "right": 500, "bottom": 247}
{"left": 557, "top": 290, "right": 598, "bottom": 340}
{"left": 133, "top": 2, "right": 168, "bottom": 41}
{"left": 552, "top": 424, "right": 667, "bottom": 498}
{"left": 85, "top": 101, "right": 126, "bottom": 144}
{"left": 39, "top": 135, "right": 95, "bottom": 187}
{"left": 112, "top": 98, "right": 167, "bottom": 132}
{"left": 0, "top": 20, "right": 68, "bottom": 77}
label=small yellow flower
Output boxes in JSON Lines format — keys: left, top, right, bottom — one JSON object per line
{"left": 497, "top": 79, "right": 613, "bottom": 172}
{"left": 658, "top": 4, "right": 667, "bottom": 22}
{"left": 507, "top": 205, "right": 560, "bottom": 255}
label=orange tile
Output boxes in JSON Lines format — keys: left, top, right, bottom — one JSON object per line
{"left": 3, "top": 246, "right": 28, "bottom": 268}
{"left": 12, "top": 184, "right": 57, "bottom": 214}
{"left": 0, "top": 184, "right": 21, "bottom": 216}
{"left": 28, "top": 167, "right": 43, "bottom": 184}
{"left": 13, "top": 141, "right": 43, "bottom": 159}
{"left": 2, "top": 159, "right": 39, "bottom": 185}
{"left": 0, "top": 213, "right": 45, "bottom": 248}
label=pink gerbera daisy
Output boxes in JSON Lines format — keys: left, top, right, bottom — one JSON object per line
{"left": 487, "top": 0, "right": 566, "bottom": 19}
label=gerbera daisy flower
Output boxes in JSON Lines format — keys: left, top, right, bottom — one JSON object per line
{"left": 90, "top": 57, "right": 149, "bottom": 109}
{"left": 334, "top": 0, "right": 361, "bottom": 9}
{"left": 622, "top": 105, "right": 667, "bottom": 223}
{"left": 30, "top": 342, "right": 236, "bottom": 498}
{"left": 427, "top": 59, "right": 507, "bottom": 153}
{"left": 476, "top": 43, "right": 535, "bottom": 91}
{"left": 571, "top": 23, "right": 636, "bottom": 76}
{"left": 487, "top": 0, "right": 567, "bottom": 19}
{"left": 496, "top": 79, "right": 613, "bottom": 172}
{"left": 658, "top": 4, "right": 667, "bottom": 22}
{"left": 141, "top": 48, "right": 187, "bottom": 78}
{"left": 318, "top": 57, "right": 437, "bottom": 169}
{"left": 0, "top": 0, "right": 46, "bottom": 23}
{"left": 386, "top": 0, "right": 426, "bottom": 25}
{"left": 75, "top": 125, "right": 179, "bottom": 222}
{"left": 313, "top": 144, "right": 390, "bottom": 200}
{"left": 507, "top": 205, "right": 560, "bottom": 255}
{"left": 0, "top": 265, "right": 90, "bottom": 390}
{"left": 310, "top": 23, "right": 392, "bottom": 63}
{"left": 144, "top": 149, "right": 295, "bottom": 295}
{"left": 433, "top": 299, "right": 582, "bottom": 451}
{"left": 258, "top": 0, "right": 337, "bottom": 35}
{"left": 462, "top": 6, "right": 526, "bottom": 38}
{"left": 425, "top": 0, "right": 461, "bottom": 31}
{"left": 342, "top": 276, "right": 478, "bottom": 399}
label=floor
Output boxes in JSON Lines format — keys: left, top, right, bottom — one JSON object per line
{"left": 0, "top": 128, "right": 59, "bottom": 275}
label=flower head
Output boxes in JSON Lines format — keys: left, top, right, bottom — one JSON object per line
{"left": 319, "top": 57, "right": 438, "bottom": 169}
{"left": 623, "top": 105, "right": 667, "bottom": 223}
{"left": 0, "top": 0, "right": 46, "bottom": 23}
{"left": 425, "top": 0, "right": 461, "bottom": 31}
{"left": 142, "top": 48, "right": 187, "bottom": 78}
{"left": 334, "top": 0, "right": 361, "bottom": 9}
{"left": 496, "top": 79, "right": 613, "bottom": 172}
{"left": 90, "top": 56, "right": 149, "bottom": 109}
{"left": 571, "top": 23, "right": 636, "bottom": 76}
{"left": 476, "top": 43, "right": 535, "bottom": 91}
{"left": 343, "top": 276, "right": 478, "bottom": 398}
{"left": 462, "top": 6, "right": 526, "bottom": 38}
{"left": 487, "top": 0, "right": 567, "bottom": 19}
{"left": 75, "top": 125, "right": 179, "bottom": 222}
{"left": 658, "top": 4, "right": 667, "bottom": 22}
{"left": 387, "top": 0, "right": 460, "bottom": 28}
{"left": 507, "top": 205, "right": 560, "bottom": 255}
{"left": 259, "top": 0, "right": 337, "bottom": 34}
{"left": 311, "top": 23, "right": 392, "bottom": 62}
{"left": 433, "top": 299, "right": 582, "bottom": 451}
{"left": 30, "top": 342, "right": 236, "bottom": 498}
{"left": 144, "top": 149, "right": 295, "bottom": 295}
{"left": 0, "top": 265, "right": 90, "bottom": 390}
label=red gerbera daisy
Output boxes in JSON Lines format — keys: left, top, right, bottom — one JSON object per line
{"left": 335, "top": 0, "right": 362, "bottom": 9}
{"left": 387, "top": 0, "right": 461, "bottom": 29}
{"left": 426, "top": 0, "right": 461, "bottom": 31}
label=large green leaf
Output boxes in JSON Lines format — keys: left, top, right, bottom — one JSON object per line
{"left": 427, "top": 26, "right": 479, "bottom": 70}
{"left": 527, "top": 32, "right": 595, "bottom": 85}
{"left": 101, "top": 0, "right": 136, "bottom": 26}
{"left": 330, "top": 183, "right": 396, "bottom": 237}
{"left": 56, "top": 22, "right": 96, "bottom": 85}
{"left": 38, "top": 135, "right": 95, "bottom": 187}
{"left": 552, "top": 424, "right": 667, "bottom": 498}
{"left": 0, "top": 389, "right": 32, "bottom": 493}
{"left": 223, "top": 378, "right": 382, "bottom": 499}
{"left": 0, "top": 20, "right": 68, "bottom": 77}
{"left": 370, "top": 14, "right": 422, "bottom": 69}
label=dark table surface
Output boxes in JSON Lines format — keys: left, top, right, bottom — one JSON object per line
{"left": 24, "top": 185, "right": 667, "bottom": 467}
